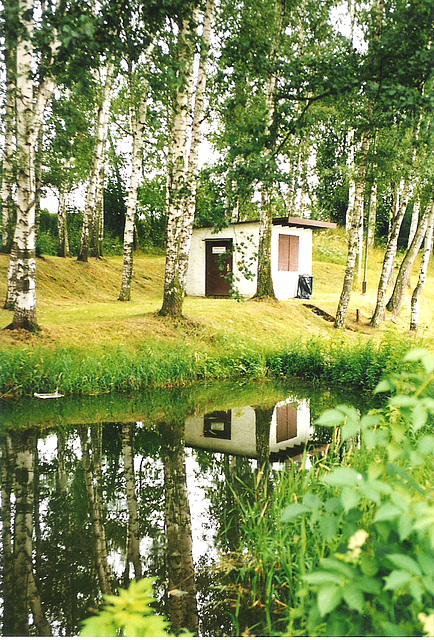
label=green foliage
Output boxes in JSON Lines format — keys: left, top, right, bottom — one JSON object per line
{"left": 288, "top": 349, "right": 434, "bottom": 636}
{"left": 79, "top": 578, "right": 171, "bottom": 637}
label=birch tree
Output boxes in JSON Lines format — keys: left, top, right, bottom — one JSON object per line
{"left": 160, "top": 0, "right": 214, "bottom": 317}
{"left": 410, "top": 205, "right": 434, "bottom": 332}
{"left": 1, "top": 0, "right": 17, "bottom": 254}
{"left": 3, "top": 0, "right": 60, "bottom": 324}
{"left": 119, "top": 67, "right": 151, "bottom": 301}
{"left": 386, "top": 198, "right": 433, "bottom": 318}
{"left": 78, "top": 63, "right": 116, "bottom": 262}
{"left": 121, "top": 423, "right": 142, "bottom": 579}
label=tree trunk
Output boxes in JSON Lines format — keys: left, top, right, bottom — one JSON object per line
{"left": 161, "top": 421, "right": 198, "bottom": 635}
{"left": 345, "top": 128, "right": 356, "bottom": 232}
{"left": 386, "top": 199, "right": 432, "bottom": 317}
{"left": 367, "top": 178, "right": 377, "bottom": 247}
{"left": 10, "top": 0, "right": 38, "bottom": 330}
{"left": 121, "top": 423, "right": 142, "bottom": 579}
{"left": 410, "top": 207, "right": 434, "bottom": 331}
{"left": 79, "top": 425, "right": 114, "bottom": 594}
{"left": 1, "top": 434, "right": 15, "bottom": 636}
{"left": 254, "top": 0, "right": 282, "bottom": 300}
{"left": 13, "top": 429, "right": 36, "bottom": 636}
{"left": 78, "top": 63, "right": 115, "bottom": 263}
{"left": 57, "top": 183, "right": 70, "bottom": 257}
{"left": 119, "top": 78, "right": 149, "bottom": 301}
{"left": 254, "top": 406, "right": 273, "bottom": 499}
{"left": 407, "top": 197, "right": 421, "bottom": 249}
{"left": 160, "top": 3, "right": 213, "bottom": 317}
{"left": 370, "top": 178, "right": 410, "bottom": 327}
{"left": 1, "top": 0, "right": 16, "bottom": 255}
{"left": 334, "top": 131, "right": 369, "bottom": 328}
{"left": 5, "top": 0, "right": 57, "bottom": 322}
{"left": 91, "top": 163, "right": 105, "bottom": 258}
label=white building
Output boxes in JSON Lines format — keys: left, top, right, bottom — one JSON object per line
{"left": 186, "top": 216, "right": 336, "bottom": 300}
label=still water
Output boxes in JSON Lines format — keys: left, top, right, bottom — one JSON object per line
{"left": 0, "top": 379, "right": 369, "bottom": 637}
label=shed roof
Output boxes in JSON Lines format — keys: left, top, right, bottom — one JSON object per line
{"left": 273, "top": 216, "right": 337, "bottom": 230}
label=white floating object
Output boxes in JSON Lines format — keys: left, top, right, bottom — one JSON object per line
{"left": 34, "top": 392, "right": 64, "bottom": 399}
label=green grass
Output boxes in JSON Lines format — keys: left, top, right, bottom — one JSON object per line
{"left": 0, "top": 230, "right": 433, "bottom": 396}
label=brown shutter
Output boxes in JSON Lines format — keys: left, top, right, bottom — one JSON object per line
{"left": 289, "top": 235, "right": 299, "bottom": 271}
{"left": 276, "top": 403, "right": 298, "bottom": 442}
{"left": 278, "top": 234, "right": 289, "bottom": 271}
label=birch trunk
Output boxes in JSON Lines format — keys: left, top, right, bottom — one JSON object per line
{"left": 370, "top": 179, "right": 410, "bottom": 327}
{"left": 178, "top": 0, "right": 214, "bottom": 295}
{"left": 160, "top": 4, "right": 213, "bottom": 316}
{"left": 345, "top": 129, "right": 356, "bottom": 233}
{"left": 79, "top": 425, "right": 114, "bottom": 594}
{"left": 57, "top": 182, "right": 70, "bottom": 257}
{"left": 119, "top": 82, "right": 149, "bottom": 301}
{"left": 5, "top": 0, "right": 57, "bottom": 321}
{"left": 78, "top": 63, "right": 115, "bottom": 262}
{"left": 1, "top": 434, "right": 15, "bottom": 636}
{"left": 255, "top": 0, "right": 283, "bottom": 299}
{"left": 1, "top": 2, "right": 16, "bottom": 254}
{"left": 13, "top": 430, "right": 36, "bottom": 635}
{"left": 334, "top": 131, "right": 369, "bottom": 328}
{"left": 10, "top": 0, "right": 38, "bottom": 330}
{"left": 121, "top": 423, "right": 142, "bottom": 579}
{"left": 161, "top": 421, "right": 198, "bottom": 634}
{"left": 407, "top": 197, "right": 421, "bottom": 248}
{"left": 367, "top": 179, "right": 377, "bottom": 247}
{"left": 410, "top": 208, "right": 434, "bottom": 331}
{"left": 386, "top": 199, "right": 432, "bottom": 317}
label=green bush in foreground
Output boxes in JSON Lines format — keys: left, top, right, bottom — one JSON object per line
{"left": 283, "top": 348, "right": 434, "bottom": 636}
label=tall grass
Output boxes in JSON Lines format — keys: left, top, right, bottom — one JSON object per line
{"left": 0, "top": 334, "right": 430, "bottom": 397}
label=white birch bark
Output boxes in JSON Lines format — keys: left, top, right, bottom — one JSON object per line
{"left": 367, "top": 179, "right": 377, "bottom": 247}
{"left": 410, "top": 206, "right": 434, "bottom": 331}
{"left": 78, "top": 63, "right": 115, "bottom": 262}
{"left": 1, "top": 434, "right": 15, "bottom": 635}
{"left": 1, "top": 12, "right": 16, "bottom": 254}
{"left": 334, "top": 131, "right": 369, "bottom": 328}
{"left": 121, "top": 423, "right": 142, "bottom": 578}
{"left": 407, "top": 197, "right": 421, "bottom": 248}
{"left": 57, "top": 185, "right": 70, "bottom": 257}
{"left": 161, "top": 2, "right": 214, "bottom": 316}
{"left": 119, "top": 75, "right": 150, "bottom": 301}
{"left": 5, "top": 0, "right": 59, "bottom": 320}
{"left": 370, "top": 178, "right": 411, "bottom": 327}
{"left": 79, "top": 426, "right": 114, "bottom": 594}
{"left": 386, "top": 199, "right": 432, "bottom": 317}
{"left": 345, "top": 129, "right": 356, "bottom": 233}
{"left": 10, "top": 0, "right": 38, "bottom": 329}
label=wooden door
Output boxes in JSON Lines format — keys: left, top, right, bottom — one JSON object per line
{"left": 205, "top": 239, "right": 233, "bottom": 296}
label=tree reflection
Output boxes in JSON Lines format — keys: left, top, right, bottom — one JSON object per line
{"left": 161, "top": 420, "right": 198, "bottom": 635}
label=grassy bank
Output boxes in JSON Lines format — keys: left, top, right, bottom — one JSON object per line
{"left": 1, "top": 229, "right": 433, "bottom": 396}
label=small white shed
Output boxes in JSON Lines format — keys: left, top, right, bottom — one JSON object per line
{"left": 186, "top": 216, "right": 337, "bottom": 300}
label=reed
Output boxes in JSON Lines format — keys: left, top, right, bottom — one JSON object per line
{"left": 1, "top": 334, "right": 430, "bottom": 397}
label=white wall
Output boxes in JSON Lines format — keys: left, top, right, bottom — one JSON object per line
{"left": 271, "top": 226, "right": 312, "bottom": 299}
{"left": 186, "top": 222, "right": 313, "bottom": 300}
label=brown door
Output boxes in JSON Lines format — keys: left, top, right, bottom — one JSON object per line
{"left": 205, "top": 239, "right": 233, "bottom": 296}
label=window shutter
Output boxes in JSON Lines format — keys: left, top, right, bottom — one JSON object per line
{"left": 278, "top": 234, "right": 289, "bottom": 271}
{"left": 289, "top": 235, "right": 299, "bottom": 271}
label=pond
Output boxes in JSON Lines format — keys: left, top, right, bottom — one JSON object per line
{"left": 0, "top": 379, "right": 370, "bottom": 637}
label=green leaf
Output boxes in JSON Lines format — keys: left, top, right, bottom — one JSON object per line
{"left": 374, "top": 379, "right": 394, "bottom": 394}
{"left": 359, "top": 481, "right": 381, "bottom": 504}
{"left": 318, "top": 514, "right": 339, "bottom": 540}
{"left": 342, "top": 586, "right": 365, "bottom": 613}
{"left": 384, "top": 570, "right": 412, "bottom": 590}
{"left": 397, "top": 514, "right": 413, "bottom": 541}
{"left": 418, "top": 435, "right": 434, "bottom": 454}
{"left": 374, "top": 503, "right": 402, "bottom": 522}
{"left": 316, "top": 408, "right": 345, "bottom": 427}
{"left": 281, "top": 503, "right": 310, "bottom": 522}
{"left": 317, "top": 584, "right": 342, "bottom": 617}
{"left": 341, "top": 421, "right": 359, "bottom": 440}
{"left": 357, "top": 575, "right": 381, "bottom": 594}
{"left": 360, "top": 556, "right": 379, "bottom": 577}
{"left": 303, "top": 571, "right": 344, "bottom": 586}
{"left": 404, "top": 348, "right": 434, "bottom": 374}
{"left": 386, "top": 554, "right": 422, "bottom": 576}
{"left": 324, "top": 467, "right": 362, "bottom": 488}
{"left": 341, "top": 487, "right": 360, "bottom": 511}
{"left": 390, "top": 395, "right": 416, "bottom": 408}
{"left": 324, "top": 497, "right": 342, "bottom": 513}
{"left": 412, "top": 404, "right": 428, "bottom": 430}
{"left": 321, "top": 557, "right": 355, "bottom": 579}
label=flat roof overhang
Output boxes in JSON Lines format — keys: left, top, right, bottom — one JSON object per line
{"left": 273, "top": 216, "right": 337, "bottom": 230}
